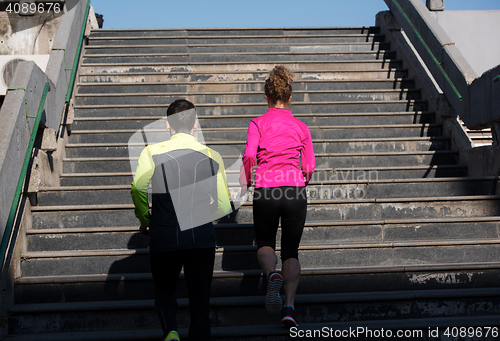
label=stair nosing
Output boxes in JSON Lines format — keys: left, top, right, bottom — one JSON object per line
{"left": 38, "top": 176, "right": 500, "bottom": 192}
{"left": 83, "top": 50, "right": 394, "bottom": 58}
{"left": 25, "top": 216, "right": 500, "bottom": 235}
{"left": 15, "top": 261, "right": 500, "bottom": 286}
{"left": 87, "top": 34, "right": 384, "bottom": 41}
{"left": 30, "top": 195, "right": 500, "bottom": 212}
{"left": 68, "top": 123, "right": 440, "bottom": 134}
{"left": 58, "top": 164, "right": 466, "bottom": 178}
{"left": 9, "top": 287, "right": 500, "bottom": 314}
{"left": 72, "top": 99, "right": 425, "bottom": 109}
{"left": 76, "top": 78, "right": 415, "bottom": 87}
{"left": 79, "top": 68, "right": 409, "bottom": 77}
{"left": 81, "top": 59, "right": 402, "bottom": 67}
{"left": 65, "top": 136, "right": 447, "bottom": 148}
{"left": 74, "top": 89, "right": 420, "bottom": 98}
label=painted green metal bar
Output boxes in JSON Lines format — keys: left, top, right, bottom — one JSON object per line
{"left": 0, "top": 82, "right": 50, "bottom": 271}
{"left": 65, "top": 0, "right": 91, "bottom": 103}
{"left": 391, "top": 0, "right": 463, "bottom": 101}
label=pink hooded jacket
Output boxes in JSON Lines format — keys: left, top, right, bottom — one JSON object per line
{"left": 241, "top": 107, "right": 315, "bottom": 188}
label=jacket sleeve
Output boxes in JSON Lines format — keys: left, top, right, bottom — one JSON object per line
{"left": 131, "top": 147, "right": 155, "bottom": 227}
{"left": 301, "top": 127, "right": 316, "bottom": 185}
{"left": 240, "top": 120, "right": 259, "bottom": 187}
{"left": 210, "top": 149, "right": 232, "bottom": 221}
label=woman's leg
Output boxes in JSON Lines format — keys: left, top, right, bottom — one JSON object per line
{"left": 253, "top": 187, "right": 283, "bottom": 313}
{"left": 281, "top": 257, "right": 301, "bottom": 306}
{"left": 253, "top": 187, "right": 280, "bottom": 276}
{"left": 257, "top": 246, "right": 278, "bottom": 276}
{"left": 280, "top": 187, "right": 307, "bottom": 307}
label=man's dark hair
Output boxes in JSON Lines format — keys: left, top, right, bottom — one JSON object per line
{"left": 166, "top": 99, "right": 196, "bottom": 133}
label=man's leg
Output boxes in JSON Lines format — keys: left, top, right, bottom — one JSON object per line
{"left": 150, "top": 250, "right": 184, "bottom": 338}
{"left": 183, "top": 247, "right": 216, "bottom": 340}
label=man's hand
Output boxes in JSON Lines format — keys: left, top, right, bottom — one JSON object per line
{"left": 241, "top": 185, "right": 248, "bottom": 197}
{"left": 139, "top": 225, "right": 149, "bottom": 238}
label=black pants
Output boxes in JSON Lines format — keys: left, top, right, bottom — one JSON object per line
{"left": 253, "top": 186, "right": 308, "bottom": 261}
{"left": 150, "top": 247, "right": 216, "bottom": 340}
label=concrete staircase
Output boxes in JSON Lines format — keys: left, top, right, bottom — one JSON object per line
{"left": 6, "top": 27, "right": 500, "bottom": 340}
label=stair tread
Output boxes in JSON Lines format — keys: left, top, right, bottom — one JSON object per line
{"left": 30, "top": 194, "right": 500, "bottom": 212}
{"left": 15, "top": 261, "right": 500, "bottom": 285}
{"left": 10, "top": 287, "right": 500, "bottom": 313}
{"left": 20, "top": 238, "right": 500, "bottom": 259}
{"left": 73, "top": 100, "right": 425, "bottom": 109}
{"left": 6, "top": 315, "right": 500, "bottom": 341}
{"left": 74, "top": 89, "right": 419, "bottom": 97}
{"left": 38, "top": 176, "right": 500, "bottom": 192}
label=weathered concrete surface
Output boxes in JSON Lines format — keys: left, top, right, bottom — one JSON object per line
{"left": 0, "top": 12, "right": 62, "bottom": 55}
{"left": 431, "top": 10, "right": 500, "bottom": 76}
{"left": 45, "top": 0, "right": 88, "bottom": 132}
{"left": 0, "top": 62, "right": 54, "bottom": 243}
{"left": 1, "top": 3, "right": 98, "bottom": 338}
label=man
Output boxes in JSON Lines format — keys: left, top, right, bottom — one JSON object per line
{"left": 131, "top": 99, "right": 231, "bottom": 341}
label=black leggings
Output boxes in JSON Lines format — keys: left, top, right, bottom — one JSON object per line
{"left": 150, "top": 247, "right": 215, "bottom": 340}
{"left": 253, "top": 186, "right": 307, "bottom": 261}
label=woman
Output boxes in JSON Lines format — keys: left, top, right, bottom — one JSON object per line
{"left": 241, "top": 65, "right": 315, "bottom": 328}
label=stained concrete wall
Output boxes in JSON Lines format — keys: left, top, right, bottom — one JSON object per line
{"left": 0, "top": 12, "right": 62, "bottom": 55}
{"left": 430, "top": 10, "right": 500, "bottom": 76}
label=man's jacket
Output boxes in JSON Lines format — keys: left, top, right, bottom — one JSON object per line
{"left": 131, "top": 133, "right": 231, "bottom": 252}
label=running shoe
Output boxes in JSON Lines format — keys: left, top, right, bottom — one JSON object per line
{"left": 265, "top": 271, "right": 283, "bottom": 314}
{"left": 281, "top": 306, "right": 299, "bottom": 328}
{"left": 164, "top": 330, "right": 180, "bottom": 341}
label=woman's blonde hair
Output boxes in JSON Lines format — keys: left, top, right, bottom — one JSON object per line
{"left": 264, "top": 65, "right": 293, "bottom": 105}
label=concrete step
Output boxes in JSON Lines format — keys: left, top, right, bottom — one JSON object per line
{"left": 36, "top": 177, "right": 500, "bottom": 209}
{"left": 84, "top": 48, "right": 393, "bottom": 60}
{"left": 85, "top": 36, "right": 387, "bottom": 51}
{"left": 65, "top": 137, "right": 449, "bottom": 158}
{"left": 58, "top": 164, "right": 467, "bottom": 186}
{"left": 75, "top": 79, "right": 416, "bottom": 94}
{"left": 79, "top": 68, "right": 409, "bottom": 83}
{"left": 81, "top": 50, "right": 393, "bottom": 64}
{"left": 87, "top": 36, "right": 389, "bottom": 46}
{"left": 7, "top": 288, "right": 500, "bottom": 335}
{"left": 80, "top": 59, "right": 402, "bottom": 73}
{"left": 30, "top": 195, "right": 500, "bottom": 229}
{"left": 71, "top": 112, "right": 435, "bottom": 130}
{"left": 25, "top": 214, "right": 500, "bottom": 251}
{"left": 73, "top": 99, "right": 426, "bottom": 116}
{"left": 6, "top": 314, "right": 500, "bottom": 341}
{"left": 61, "top": 151, "right": 456, "bottom": 173}
{"left": 74, "top": 89, "right": 422, "bottom": 106}
{"left": 14, "top": 260, "right": 500, "bottom": 304}
{"left": 67, "top": 122, "right": 439, "bottom": 144}
{"left": 87, "top": 27, "right": 380, "bottom": 38}
{"left": 17, "top": 237, "right": 500, "bottom": 277}
{"left": 87, "top": 37, "right": 389, "bottom": 48}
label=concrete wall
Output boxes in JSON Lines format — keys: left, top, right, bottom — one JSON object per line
{"left": 431, "top": 10, "right": 500, "bottom": 76}
{"left": 0, "top": 12, "right": 62, "bottom": 55}
{"left": 0, "top": 2, "right": 98, "bottom": 337}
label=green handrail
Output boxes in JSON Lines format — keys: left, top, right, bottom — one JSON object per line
{"left": 66, "top": 0, "right": 91, "bottom": 103}
{"left": 0, "top": 82, "right": 50, "bottom": 271}
{"left": 391, "top": 0, "right": 463, "bottom": 101}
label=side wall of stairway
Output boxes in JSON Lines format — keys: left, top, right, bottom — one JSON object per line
{"left": 376, "top": 10, "right": 500, "bottom": 177}
{"left": 0, "top": 2, "right": 99, "bottom": 338}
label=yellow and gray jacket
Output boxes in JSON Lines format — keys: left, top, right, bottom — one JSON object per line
{"left": 131, "top": 133, "right": 231, "bottom": 252}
